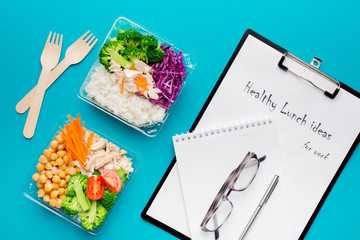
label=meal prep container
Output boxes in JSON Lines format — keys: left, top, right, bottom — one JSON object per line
{"left": 22, "top": 115, "right": 140, "bottom": 235}
{"left": 78, "top": 17, "right": 197, "bottom": 137}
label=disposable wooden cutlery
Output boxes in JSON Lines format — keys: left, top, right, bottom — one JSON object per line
{"left": 16, "top": 31, "right": 97, "bottom": 114}
{"left": 23, "top": 32, "right": 63, "bottom": 139}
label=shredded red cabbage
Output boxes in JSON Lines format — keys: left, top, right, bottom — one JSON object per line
{"left": 150, "top": 45, "right": 187, "bottom": 109}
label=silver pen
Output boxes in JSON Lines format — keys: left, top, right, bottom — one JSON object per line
{"left": 238, "top": 174, "right": 279, "bottom": 240}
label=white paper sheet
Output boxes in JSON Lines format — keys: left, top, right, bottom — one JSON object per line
{"left": 143, "top": 33, "right": 360, "bottom": 239}
{"left": 174, "top": 120, "right": 295, "bottom": 240}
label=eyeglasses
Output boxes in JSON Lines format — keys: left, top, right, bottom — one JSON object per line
{"left": 200, "top": 152, "right": 266, "bottom": 238}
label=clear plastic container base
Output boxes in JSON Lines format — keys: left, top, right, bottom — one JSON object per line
{"left": 78, "top": 17, "right": 197, "bottom": 137}
{"left": 22, "top": 115, "right": 140, "bottom": 235}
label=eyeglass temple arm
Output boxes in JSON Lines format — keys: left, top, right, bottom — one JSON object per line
{"left": 246, "top": 155, "right": 266, "bottom": 168}
{"left": 258, "top": 155, "right": 266, "bottom": 162}
{"left": 213, "top": 214, "right": 220, "bottom": 240}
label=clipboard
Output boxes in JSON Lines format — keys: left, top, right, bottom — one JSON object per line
{"left": 141, "top": 29, "right": 360, "bottom": 239}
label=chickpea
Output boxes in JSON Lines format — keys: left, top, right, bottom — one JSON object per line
{"left": 45, "top": 170, "right": 53, "bottom": 179}
{"left": 39, "top": 174, "right": 47, "bottom": 184}
{"left": 50, "top": 140, "right": 59, "bottom": 149}
{"left": 68, "top": 161, "right": 75, "bottom": 168}
{"left": 39, "top": 170, "right": 46, "bottom": 175}
{"left": 59, "top": 165, "right": 67, "bottom": 171}
{"left": 50, "top": 190, "right": 59, "bottom": 199}
{"left": 58, "top": 188, "right": 65, "bottom": 196}
{"left": 56, "top": 157, "right": 64, "bottom": 166}
{"left": 58, "top": 171, "right": 65, "bottom": 179}
{"left": 52, "top": 183, "right": 59, "bottom": 190}
{"left": 75, "top": 167, "right": 81, "bottom": 173}
{"left": 44, "top": 162, "right": 52, "bottom": 170}
{"left": 63, "top": 155, "right": 69, "bottom": 164}
{"left": 59, "top": 179, "right": 66, "bottom": 188}
{"left": 36, "top": 163, "right": 44, "bottom": 172}
{"left": 44, "top": 183, "right": 53, "bottom": 192}
{"left": 43, "top": 195, "right": 50, "bottom": 202}
{"left": 36, "top": 182, "right": 44, "bottom": 189}
{"left": 57, "top": 151, "right": 66, "bottom": 158}
{"left": 32, "top": 173, "right": 40, "bottom": 181}
{"left": 50, "top": 160, "right": 56, "bottom": 166}
{"left": 45, "top": 179, "right": 52, "bottom": 185}
{"left": 43, "top": 149, "right": 51, "bottom": 159}
{"left": 52, "top": 175, "right": 60, "bottom": 183}
{"left": 55, "top": 199, "right": 62, "bottom": 208}
{"left": 38, "top": 189, "right": 45, "bottom": 198}
{"left": 68, "top": 167, "right": 76, "bottom": 176}
{"left": 50, "top": 153, "right": 58, "bottom": 161}
{"left": 57, "top": 144, "right": 65, "bottom": 151}
{"left": 39, "top": 155, "right": 48, "bottom": 164}
{"left": 49, "top": 198, "right": 56, "bottom": 207}
{"left": 49, "top": 147, "right": 56, "bottom": 153}
{"left": 59, "top": 194, "right": 66, "bottom": 200}
{"left": 56, "top": 135, "right": 64, "bottom": 144}
{"left": 65, "top": 175, "right": 71, "bottom": 182}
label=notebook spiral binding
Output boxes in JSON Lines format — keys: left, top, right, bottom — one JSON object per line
{"left": 173, "top": 118, "right": 273, "bottom": 142}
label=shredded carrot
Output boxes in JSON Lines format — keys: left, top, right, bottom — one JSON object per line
{"left": 134, "top": 75, "right": 149, "bottom": 94}
{"left": 120, "top": 76, "right": 125, "bottom": 94}
{"left": 59, "top": 114, "right": 95, "bottom": 168}
{"left": 130, "top": 66, "right": 135, "bottom": 70}
{"left": 86, "top": 132, "right": 95, "bottom": 154}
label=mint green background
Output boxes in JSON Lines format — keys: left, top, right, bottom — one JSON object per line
{"left": 1, "top": 0, "right": 360, "bottom": 239}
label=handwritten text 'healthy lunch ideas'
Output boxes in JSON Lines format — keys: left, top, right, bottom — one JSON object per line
{"left": 244, "top": 81, "right": 331, "bottom": 160}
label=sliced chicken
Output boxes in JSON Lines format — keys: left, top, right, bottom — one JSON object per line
{"left": 91, "top": 138, "right": 107, "bottom": 151}
{"left": 94, "top": 153, "right": 115, "bottom": 170}
{"left": 85, "top": 150, "right": 106, "bottom": 172}
{"left": 134, "top": 60, "right": 153, "bottom": 74}
{"left": 106, "top": 141, "right": 120, "bottom": 153}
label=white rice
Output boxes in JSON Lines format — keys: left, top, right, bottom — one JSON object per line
{"left": 85, "top": 65, "right": 166, "bottom": 127}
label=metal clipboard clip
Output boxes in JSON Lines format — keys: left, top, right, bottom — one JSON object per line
{"left": 278, "top": 52, "right": 341, "bottom": 99}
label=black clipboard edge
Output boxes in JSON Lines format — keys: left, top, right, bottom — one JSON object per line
{"left": 141, "top": 157, "right": 191, "bottom": 240}
{"left": 188, "top": 29, "right": 287, "bottom": 133}
{"left": 142, "top": 29, "right": 360, "bottom": 240}
{"left": 299, "top": 81, "right": 360, "bottom": 239}
{"left": 300, "top": 132, "right": 360, "bottom": 239}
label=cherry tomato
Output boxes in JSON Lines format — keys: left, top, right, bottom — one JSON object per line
{"left": 101, "top": 169, "right": 122, "bottom": 193}
{"left": 86, "top": 175, "right": 105, "bottom": 200}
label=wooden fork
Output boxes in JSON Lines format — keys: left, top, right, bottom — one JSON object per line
{"left": 23, "top": 32, "right": 63, "bottom": 139}
{"left": 16, "top": 31, "right": 97, "bottom": 114}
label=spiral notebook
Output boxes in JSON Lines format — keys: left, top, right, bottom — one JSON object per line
{"left": 173, "top": 119, "right": 295, "bottom": 240}
{"left": 142, "top": 29, "right": 360, "bottom": 240}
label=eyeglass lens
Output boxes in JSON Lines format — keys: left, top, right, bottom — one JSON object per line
{"left": 205, "top": 199, "right": 233, "bottom": 231}
{"left": 232, "top": 158, "right": 259, "bottom": 191}
{"left": 205, "top": 157, "right": 259, "bottom": 231}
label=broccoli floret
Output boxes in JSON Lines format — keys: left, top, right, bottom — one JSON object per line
{"left": 140, "top": 35, "right": 158, "bottom": 51}
{"left": 117, "top": 168, "right": 127, "bottom": 185}
{"left": 99, "top": 189, "right": 117, "bottom": 211}
{"left": 93, "top": 170, "right": 101, "bottom": 176}
{"left": 79, "top": 200, "right": 108, "bottom": 231}
{"left": 117, "top": 29, "right": 143, "bottom": 48}
{"left": 147, "top": 47, "right": 165, "bottom": 64}
{"left": 122, "top": 48, "right": 148, "bottom": 64}
{"left": 62, "top": 196, "right": 80, "bottom": 215}
{"left": 66, "top": 174, "right": 91, "bottom": 212}
{"left": 99, "top": 41, "right": 131, "bottom": 69}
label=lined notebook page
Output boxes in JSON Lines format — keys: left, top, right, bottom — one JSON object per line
{"left": 173, "top": 119, "right": 295, "bottom": 240}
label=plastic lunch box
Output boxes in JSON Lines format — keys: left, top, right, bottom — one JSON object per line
{"left": 22, "top": 115, "right": 139, "bottom": 234}
{"left": 78, "top": 17, "right": 197, "bottom": 137}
